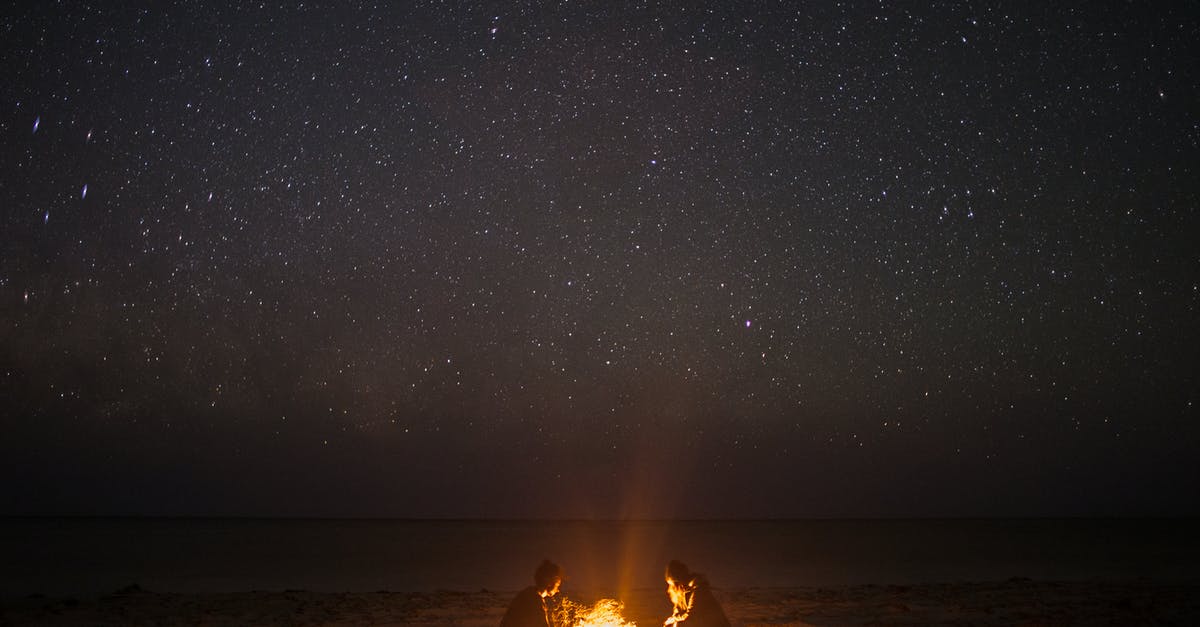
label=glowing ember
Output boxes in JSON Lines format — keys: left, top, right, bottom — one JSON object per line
{"left": 552, "top": 597, "right": 637, "bottom": 627}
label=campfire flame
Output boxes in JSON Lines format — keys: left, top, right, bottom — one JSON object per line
{"left": 552, "top": 596, "right": 637, "bottom": 627}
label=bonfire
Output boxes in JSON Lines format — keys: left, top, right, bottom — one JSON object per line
{"left": 551, "top": 596, "right": 637, "bottom": 627}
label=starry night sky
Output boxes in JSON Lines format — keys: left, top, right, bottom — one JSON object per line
{"left": 3, "top": 2, "right": 1198, "bottom": 519}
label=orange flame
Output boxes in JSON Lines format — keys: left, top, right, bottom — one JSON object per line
{"left": 552, "top": 596, "right": 637, "bottom": 627}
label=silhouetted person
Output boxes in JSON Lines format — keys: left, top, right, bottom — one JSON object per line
{"left": 500, "top": 559, "right": 563, "bottom": 627}
{"left": 663, "top": 560, "right": 730, "bottom": 627}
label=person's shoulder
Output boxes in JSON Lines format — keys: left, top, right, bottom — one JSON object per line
{"left": 510, "top": 585, "right": 538, "bottom": 600}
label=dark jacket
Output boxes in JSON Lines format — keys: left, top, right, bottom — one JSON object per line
{"left": 670, "top": 578, "right": 730, "bottom": 627}
{"left": 500, "top": 586, "right": 550, "bottom": 627}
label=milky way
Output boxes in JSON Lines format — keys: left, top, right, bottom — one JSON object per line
{"left": 2, "top": 3, "right": 1197, "bottom": 518}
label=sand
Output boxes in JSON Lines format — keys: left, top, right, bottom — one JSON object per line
{"left": 3, "top": 579, "right": 1198, "bottom": 626}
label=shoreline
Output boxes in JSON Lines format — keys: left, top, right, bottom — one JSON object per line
{"left": 5, "top": 579, "right": 1199, "bottom": 626}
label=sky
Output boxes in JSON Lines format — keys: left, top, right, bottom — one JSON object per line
{"left": 2, "top": 2, "right": 1197, "bottom": 519}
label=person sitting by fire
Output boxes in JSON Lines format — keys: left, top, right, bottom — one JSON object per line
{"left": 663, "top": 560, "right": 730, "bottom": 627}
{"left": 500, "top": 559, "right": 563, "bottom": 627}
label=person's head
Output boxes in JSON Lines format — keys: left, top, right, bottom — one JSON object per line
{"left": 665, "top": 560, "right": 691, "bottom": 585}
{"left": 534, "top": 559, "right": 563, "bottom": 597}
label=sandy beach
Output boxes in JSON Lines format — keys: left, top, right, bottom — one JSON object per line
{"left": 4, "top": 579, "right": 1198, "bottom": 626}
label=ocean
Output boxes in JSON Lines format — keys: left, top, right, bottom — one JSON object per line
{"left": 2, "top": 518, "right": 1196, "bottom": 598}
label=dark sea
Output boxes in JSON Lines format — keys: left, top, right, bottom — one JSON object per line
{"left": 2, "top": 518, "right": 1197, "bottom": 598}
